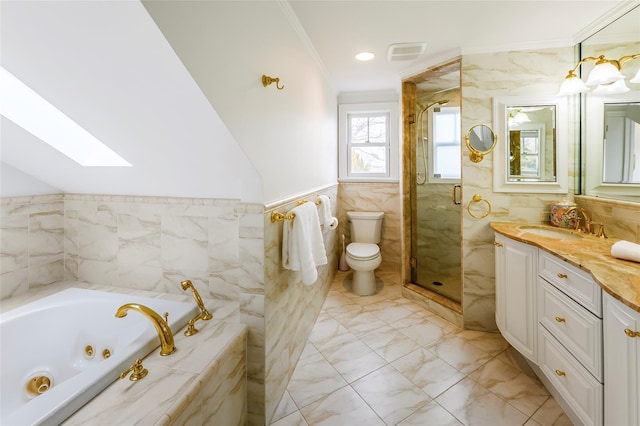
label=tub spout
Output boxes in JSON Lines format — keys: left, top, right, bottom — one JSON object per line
{"left": 115, "top": 303, "right": 176, "bottom": 356}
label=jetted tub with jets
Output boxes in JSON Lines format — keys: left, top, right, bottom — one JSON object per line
{"left": 0, "top": 287, "right": 198, "bottom": 426}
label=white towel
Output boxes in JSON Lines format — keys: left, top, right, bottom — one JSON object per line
{"left": 316, "top": 195, "right": 334, "bottom": 229}
{"left": 611, "top": 240, "right": 640, "bottom": 263}
{"left": 282, "top": 202, "right": 327, "bottom": 285}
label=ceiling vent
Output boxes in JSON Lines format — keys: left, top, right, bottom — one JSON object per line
{"left": 387, "top": 42, "right": 427, "bottom": 62}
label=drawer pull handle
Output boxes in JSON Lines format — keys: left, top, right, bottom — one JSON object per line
{"left": 624, "top": 329, "right": 640, "bottom": 338}
{"left": 555, "top": 370, "right": 566, "bottom": 377}
{"left": 493, "top": 241, "right": 503, "bottom": 247}
{"left": 557, "top": 273, "right": 568, "bottom": 279}
{"left": 555, "top": 317, "right": 566, "bottom": 323}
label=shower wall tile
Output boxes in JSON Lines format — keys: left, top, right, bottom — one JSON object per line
{"left": 461, "top": 47, "right": 577, "bottom": 331}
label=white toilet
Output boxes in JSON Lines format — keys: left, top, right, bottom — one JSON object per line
{"left": 346, "top": 211, "right": 384, "bottom": 296}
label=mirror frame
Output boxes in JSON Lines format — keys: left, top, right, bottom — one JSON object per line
{"left": 493, "top": 95, "right": 568, "bottom": 193}
{"left": 464, "top": 124, "right": 497, "bottom": 162}
{"left": 584, "top": 91, "right": 640, "bottom": 201}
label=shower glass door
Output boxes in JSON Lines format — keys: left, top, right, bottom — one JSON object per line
{"left": 411, "top": 66, "right": 462, "bottom": 304}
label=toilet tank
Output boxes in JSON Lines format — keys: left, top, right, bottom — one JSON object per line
{"left": 347, "top": 211, "right": 384, "bottom": 244}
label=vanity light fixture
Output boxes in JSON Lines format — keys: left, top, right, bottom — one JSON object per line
{"left": 355, "top": 51, "right": 375, "bottom": 61}
{"left": 559, "top": 53, "right": 640, "bottom": 96}
{"left": 0, "top": 66, "right": 131, "bottom": 167}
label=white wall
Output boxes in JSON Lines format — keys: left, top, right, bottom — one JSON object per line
{"left": 143, "top": 1, "right": 338, "bottom": 204}
{"left": 0, "top": 163, "right": 60, "bottom": 197}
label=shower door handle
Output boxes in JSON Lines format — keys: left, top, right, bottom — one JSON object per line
{"left": 452, "top": 185, "right": 461, "bottom": 205}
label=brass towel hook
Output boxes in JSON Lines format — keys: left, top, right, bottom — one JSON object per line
{"left": 262, "top": 74, "right": 284, "bottom": 90}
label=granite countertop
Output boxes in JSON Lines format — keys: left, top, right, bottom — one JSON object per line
{"left": 491, "top": 222, "right": 640, "bottom": 313}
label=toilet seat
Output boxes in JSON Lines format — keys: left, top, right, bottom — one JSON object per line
{"left": 347, "top": 242, "right": 380, "bottom": 261}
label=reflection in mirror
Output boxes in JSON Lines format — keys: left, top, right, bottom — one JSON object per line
{"left": 493, "top": 96, "right": 568, "bottom": 193}
{"left": 506, "top": 105, "right": 556, "bottom": 182}
{"left": 602, "top": 102, "right": 640, "bottom": 184}
{"left": 580, "top": 5, "right": 640, "bottom": 201}
{"left": 464, "top": 124, "right": 497, "bottom": 162}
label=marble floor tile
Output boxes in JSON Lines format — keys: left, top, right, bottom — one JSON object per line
{"left": 352, "top": 365, "right": 430, "bottom": 425}
{"left": 360, "top": 324, "right": 422, "bottom": 363}
{"left": 319, "top": 339, "right": 387, "bottom": 383}
{"left": 287, "top": 352, "right": 347, "bottom": 409}
{"left": 299, "top": 385, "right": 385, "bottom": 426}
{"left": 391, "top": 348, "right": 466, "bottom": 398}
{"left": 276, "top": 272, "right": 571, "bottom": 426}
{"left": 426, "top": 333, "right": 493, "bottom": 374}
{"left": 397, "top": 400, "right": 463, "bottom": 425}
{"left": 530, "top": 396, "right": 573, "bottom": 426}
{"left": 468, "top": 357, "right": 549, "bottom": 416}
{"left": 436, "top": 377, "right": 529, "bottom": 426}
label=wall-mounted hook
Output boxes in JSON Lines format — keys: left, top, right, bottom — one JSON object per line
{"left": 262, "top": 75, "right": 284, "bottom": 90}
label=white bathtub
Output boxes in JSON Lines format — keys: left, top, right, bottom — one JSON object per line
{"left": 0, "top": 287, "right": 199, "bottom": 426}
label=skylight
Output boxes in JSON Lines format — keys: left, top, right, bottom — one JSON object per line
{"left": 0, "top": 67, "right": 131, "bottom": 167}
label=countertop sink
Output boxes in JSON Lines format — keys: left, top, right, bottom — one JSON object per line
{"left": 519, "top": 226, "right": 584, "bottom": 240}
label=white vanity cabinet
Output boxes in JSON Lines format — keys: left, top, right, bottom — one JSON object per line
{"left": 494, "top": 233, "right": 538, "bottom": 361}
{"left": 603, "top": 293, "right": 640, "bottom": 426}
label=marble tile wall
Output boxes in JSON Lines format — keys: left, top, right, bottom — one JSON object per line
{"left": 0, "top": 193, "right": 267, "bottom": 424}
{"left": 263, "top": 185, "right": 339, "bottom": 424}
{"left": 0, "top": 194, "right": 65, "bottom": 299}
{"left": 338, "top": 182, "right": 402, "bottom": 273}
{"left": 461, "top": 47, "right": 580, "bottom": 331}
{"left": 575, "top": 195, "right": 640, "bottom": 243}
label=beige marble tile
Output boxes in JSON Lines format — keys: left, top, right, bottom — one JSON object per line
{"left": 270, "top": 410, "right": 309, "bottom": 426}
{"left": 286, "top": 352, "right": 347, "bottom": 409}
{"left": 319, "top": 339, "right": 387, "bottom": 383}
{"left": 271, "top": 391, "right": 299, "bottom": 424}
{"left": 360, "top": 324, "right": 422, "bottom": 363}
{"left": 436, "top": 377, "right": 529, "bottom": 426}
{"left": 530, "top": 396, "right": 573, "bottom": 426}
{"left": 454, "top": 329, "right": 510, "bottom": 356}
{"left": 426, "top": 334, "right": 493, "bottom": 374}
{"left": 299, "top": 385, "right": 385, "bottom": 426}
{"left": 397, "top": 400, "right": 463, "bottom": 425}
{"left": 352, "top": 364, "right": 430, "bottom": 425}
{"left": 468, "top": 357, "right": 549, "bottom": 416}
{"left": 389, "top": 314, "right": 447, "bottom": 347}
{"left": 391, "top": 348, "right": 465, "bottom": 399}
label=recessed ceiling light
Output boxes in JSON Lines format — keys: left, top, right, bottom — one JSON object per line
{"left": 355, "top": 51, "right": 375, "bottom": 61}
{"left": 0, "top": 66, "right": 131, "bottom": 167}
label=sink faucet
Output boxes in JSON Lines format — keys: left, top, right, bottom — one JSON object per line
{"left": 115, "top": 303, "right": 176, "bottom": 356}
{"left": 566, "top": 206, "right": 592, "bottom": 234}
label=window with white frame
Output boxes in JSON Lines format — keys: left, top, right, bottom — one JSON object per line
{"left": 338, "top": 102, "right": 399, "bottom": 181}
{"left": 429, "top": 106, "right": 461, "bottom": 182}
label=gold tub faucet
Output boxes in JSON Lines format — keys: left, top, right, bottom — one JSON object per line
{"left": 180, "top": 280, "right": 213, "bottom": 336}
{"left": 115, "top": 303, "right": 176, "bottom": 356}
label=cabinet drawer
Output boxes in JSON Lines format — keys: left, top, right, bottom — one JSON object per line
{"left": 539, "top": 251, "right": 601, "bottom": 317}
{"left": 538, "top": 279, "right": 603, "bottom": 381}
{"left": 538, "top": 327, "right": 603, "bottom": 426}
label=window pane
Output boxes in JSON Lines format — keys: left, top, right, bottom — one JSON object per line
{"left": 368, "top": 115, "right": 387, "bottom": 142}
{"left": 521, "top": 155, "right": 539, "bottom": 175}
{"left": 434, "top": 114, "right": 459, "bottom": 141}
{"left": 522, "top": 137, "right": 539, "bottom": 154}
{"left": 350, "top": 146, "right": 387, "bottom": 174}
{"left": 349, "top": 116, "right": 368, "bottom": 143}
{"left": 434, "top": 145, "right": 461, "bottom": 179}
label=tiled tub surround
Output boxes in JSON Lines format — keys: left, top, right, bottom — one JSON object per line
{"left": 0, "top": 188, "right": 341, "bottom": 426}
{"left": 0, "top": 281, "right": 248, "bottom": 426}
{"left": 491, "top": 222, "right": 640, "bottom": 311}
{"left": 264, "top": 185, "right": 339, "bottom": 424}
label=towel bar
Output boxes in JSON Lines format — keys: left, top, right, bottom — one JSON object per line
{"left": 270, "top": 199, "right": 323, "bottom": 223}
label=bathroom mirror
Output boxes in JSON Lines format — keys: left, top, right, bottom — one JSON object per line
{"left": 584, "top": 92, "right": 640, "bottom": 200}
{"left": 464, "top": 124, "right": 497, "bottom": 162}
{"left": 493, "top": 95, "right": 568, "bottom": 193}
{"left": 580, "top": 5, "right": 640, "bottom": 202}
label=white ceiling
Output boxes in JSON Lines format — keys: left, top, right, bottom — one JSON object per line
{"left": 289, "top": 0, "right": 635, "bottom": 93}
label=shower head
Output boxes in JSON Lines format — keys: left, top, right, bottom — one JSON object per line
{"left": 421, "top": 99, "right": 450, "bottom": 113}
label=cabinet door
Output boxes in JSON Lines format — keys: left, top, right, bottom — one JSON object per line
{"left": 494, "top": 233, "right": 538, "bottom": 361}
{"left": 604, "top": 294, "right": 640, "bottom": 426}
